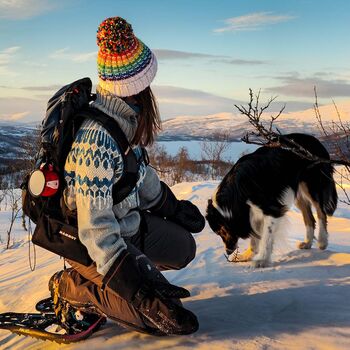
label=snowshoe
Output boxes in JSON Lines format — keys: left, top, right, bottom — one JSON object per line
{"left": 0, "top": 312, "right": 105, "bottom": 344}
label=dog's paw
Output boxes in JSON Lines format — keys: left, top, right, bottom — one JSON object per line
{"left": 298, "top": 241, "right": 312, "bottom": 249}
{"left": 235, "top": 248, "right": 255, "bottom": 262}
{"left": 318, "top": 241, "right": 328, "bottom": 250}
{"left": 236, "top": 255, "right": 253, "bottom": 262}
{"left": 252, "top": 258, "right": 270, "bottom": 268}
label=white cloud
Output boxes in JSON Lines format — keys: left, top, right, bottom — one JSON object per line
{"left": 72, "top": 52, "right": 96, "bottom": 63}
{"left": 0, "top": 46, "right": 21, "bottom": 76}
{"left": 152, "top": 85, "right": 240, "bottom": 118}
{"left": 152, "top": 85, "right": 312, "bottom": 119}
{"left": 214, "top": 12, "right": 296, "bottom": 33}
{"left": 0, "top": 66, "right": 18, "bottom": 76}
{"left": 0, "top": 111, "right": 30, "bottom": 121}
{"left": 0, "top": 46, "right": 20, "bottom": 65}
{"left": 49, "top": 48, "right": 96, "bottom": 63}
{"left": 0, "top": 96, "right": 46, "bottom": 122}
{"left": 153, "top": 49, "right": 267, "bottom": 65}
{"left": 22, "top": 61, "right": 48, "bottom": 68}
{"left": 19, "top": 84, "right": 61, "bottom": 91}
{"left": 153, "top": 49, "right": 226, "bottom": 60}
{"left": 267, "top": 74, "right": 350, "bottom": 98}
{"left": 2, "top": 46, "right": 21, "bottom": 54}
{"left": 0, "top": 0, "right": 57, "bottom": 19}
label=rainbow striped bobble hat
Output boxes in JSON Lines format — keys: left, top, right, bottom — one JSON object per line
{"left": 97, "top": 17, "right": 157, "bottom": 97}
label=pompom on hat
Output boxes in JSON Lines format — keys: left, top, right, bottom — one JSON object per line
{"left": 96, "top": 17, "right": 157, "bottom": 97}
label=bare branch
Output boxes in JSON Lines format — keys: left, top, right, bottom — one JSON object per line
{"left": 314, "top": 86, "right": 328, "bottom": 137}
{"left": 235, "top": 88, "right": 350, "bottom": 167}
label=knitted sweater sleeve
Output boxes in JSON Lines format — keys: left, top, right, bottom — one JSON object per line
{"left": 66, "top": 124, "right": 127, "bottom": 275}
{"left": 138, "top": 165, "right": 163, "bottom": 210}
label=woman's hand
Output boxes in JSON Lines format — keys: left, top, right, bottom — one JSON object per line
{"left": 171, "top": 200, "right": 205, "bottom": 233}
{"left": 150, "top": 182, "right": 205, "bottom": 233}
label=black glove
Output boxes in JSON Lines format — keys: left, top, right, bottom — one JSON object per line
{"left": 151, "top": 182, "right": 205, "bottom": 233}
{"left": 102, "top": 249, "right": 199, "bottom": 335}
{"left": 171, "top": 200, "right": 206, "bottom": 233}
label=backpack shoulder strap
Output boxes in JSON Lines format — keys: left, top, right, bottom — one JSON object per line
{"left": 76, "top": 107, "right": 139, "bottom": 205}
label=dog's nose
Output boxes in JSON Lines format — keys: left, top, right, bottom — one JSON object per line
{"left": 226, "top": 248, "right": 235, "bottom": 255}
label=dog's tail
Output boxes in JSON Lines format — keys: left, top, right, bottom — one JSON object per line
{"left": 302, "top": 161, "right": 338, "bottom": 216}
{"left": 317, "top": 162, "right": 337, "bottom": 216}
{"left": 282, "top": 133, "right": 338, "bottom": 216}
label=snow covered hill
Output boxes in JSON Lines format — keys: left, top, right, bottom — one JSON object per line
{"left": 0, "top": 179, "right": 350, "bottom": 350}
{"left": 159, "top": 100, "right": 350, "bottom": 141}
{"left": 2, "top": 100, "right": 349, "bottom": 156}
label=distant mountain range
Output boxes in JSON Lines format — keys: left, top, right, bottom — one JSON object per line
{"left": 158, "top": 113, "right": 321, "bottom": 141}
{"left": 0, "top": 100, "right": 349, "bottom": 167}
{"left": 159, "top": 100, "right": 350, "bottom": 141}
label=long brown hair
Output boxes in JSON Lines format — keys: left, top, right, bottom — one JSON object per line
{"left": 131, "top": 87, "right": 162, "bottom": 146}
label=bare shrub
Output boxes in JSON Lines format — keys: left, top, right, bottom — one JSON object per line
{"left": 147, "top": 141, "right": 232, "bottom": 186}
{"left": 5, "top": 187, "right": 22, "bottom": 249}
{"left": 201, "top": 131, "right": 232, "bottom": 179}
{"left": 314, "top": 88, "right": 350, "bottom": 204}
{"left": 170, "top": 147, "right": 190, "bottom": 184}
{"left": 0, "top": 125, "right": 41, "bottom": 190}
{"left": 148, "top": 143, "right": 171, "bottom": 170}
{"left": 20, "top": 125, "right": 41, "bottom": 173}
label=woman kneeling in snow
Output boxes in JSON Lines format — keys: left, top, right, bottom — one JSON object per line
{"left": 49, "top": 16, "right": 205, "bottom": 336}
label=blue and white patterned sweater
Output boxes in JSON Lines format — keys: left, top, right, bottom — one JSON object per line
{"left": 64, "top": 88, "right": 162, "bottom": 275}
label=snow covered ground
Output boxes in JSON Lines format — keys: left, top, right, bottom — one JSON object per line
{"left": 0, "top": 181, "right": 349, "bottom": 349}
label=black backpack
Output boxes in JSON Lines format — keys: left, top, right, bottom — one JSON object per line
{"left": 22, "top": 77, "right": 140, "bottom": 265}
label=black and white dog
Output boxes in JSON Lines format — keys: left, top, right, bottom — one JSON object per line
{"left": 206, "top": 133, "right": 338, "bottom": 267}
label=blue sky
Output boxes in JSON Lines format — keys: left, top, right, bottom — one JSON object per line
{"left": 0, "top": 0, "right": 349, "bottom": 122}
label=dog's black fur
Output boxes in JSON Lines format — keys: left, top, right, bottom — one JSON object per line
{"left": 206, "top": 133, "right": 338, "bottom": 264}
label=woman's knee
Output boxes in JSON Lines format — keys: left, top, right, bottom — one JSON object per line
{"left": 142, "top": 213, "right": 197, "bottom": 270}
{"left": 174, "top": 230, "right": 196, "bottom": 269}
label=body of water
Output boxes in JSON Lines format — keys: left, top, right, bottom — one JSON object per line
{"left": 157, "top": 141, "right": 258, "bottom": 161}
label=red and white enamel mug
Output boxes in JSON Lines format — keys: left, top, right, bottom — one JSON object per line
{"left": 28, "top": 164, "right": 59, "bottom": 197}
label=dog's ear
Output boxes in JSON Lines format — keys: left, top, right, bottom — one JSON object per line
{"left": 206, "top": 200, "right": 223, "bottom": 233}
{"left": 206, "top": 199, "right": 215, "bottom": 220}
{"left": 206, "top": 199, "right": 213, "bottom": 217}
